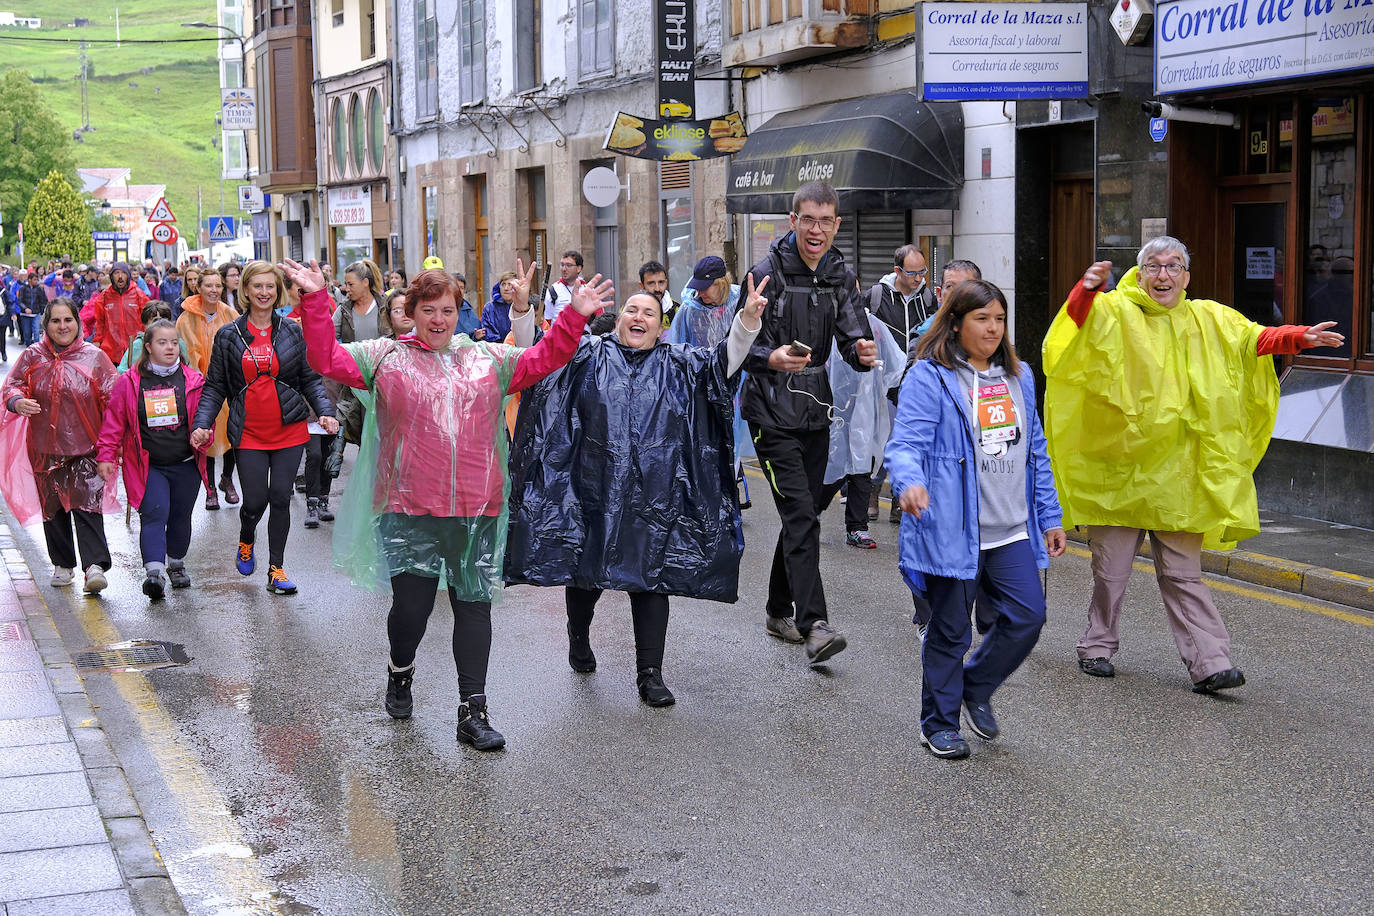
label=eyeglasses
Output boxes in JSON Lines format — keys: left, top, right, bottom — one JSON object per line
{"left": 897, "top": 266, "right": 929, "bottom": 278}
{"left": 1142, "top": 262, "right": 1186, "bottom": 277}
{"left": 793, "top": 214, "right": 837, "bottom": 231}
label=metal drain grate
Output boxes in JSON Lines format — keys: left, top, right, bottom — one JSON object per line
{"left": 73, "top": 640, "right": 188, "bottom": 672}
{"left": 0, "top": 622, "right": 23, "bottom": 641}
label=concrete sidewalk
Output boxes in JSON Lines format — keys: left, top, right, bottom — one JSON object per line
{"left": 0, "top": 521, "right": 185, "bottom": 916}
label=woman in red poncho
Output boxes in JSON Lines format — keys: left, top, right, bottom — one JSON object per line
{"left": 1, "top": 298, "right": 118, "bottom": 593}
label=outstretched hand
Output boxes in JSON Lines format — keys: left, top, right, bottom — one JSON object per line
{"left": 569, "top": 274, "right": 615, "bottom": 318}
{"left": 509, "top": 258, "right": 539, "bottom": 313}
{"left": 1082, "top": 261, "right": 1113, "bottom": 291}
{"left": 1304, "top": 321, "right": 1344, "bottom": 349}
{"left": 740, "top": 273, "right": 768, "bottom": 330}
{"left": 280, "top": 258, "right": 328, "bottom": 295}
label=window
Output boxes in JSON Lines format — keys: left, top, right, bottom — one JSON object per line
{"left": 578, "top": 0, "right": 614, "bottom": 78}
{"left": 222, "top": 59, "right": 244, "bottom": 89}
{"left": 350, "top": 92, "right": 367, "bottom": 176}
{"left": 459, "top": 0, "right": 486, "bottom": 106}
{"left": 331, "top": 0, "right": 343, "bottom": 26}
{"left": 1303, "top": 97, "right": 1357, "bottom": 360}
{"left": 516, "top": 0, "right": 542, "bottom": 92}
{"left": 331, "top": 97, "right": 348, "bottom": 178}
{"left": 660, "top": 161, "right": 692, "bottom": 294}
{"left": 588, "top": 160, "right": 618, "bottom": 288}
{"left": 525, "top": 168, "right": 547, "bottom": 277}
{"left": 222, "top": 9, "right": 244, "bottom": 40}
{"left": 361, "top": 0, "right": 376, "bottom": 58}
{"left": 222, "top": 131, "right": 248, "bottom": 180}
{"left": 414, "top": 0, "right": 438, "bottom": 119}
{"left": 367, "top": 89, "right": 384, "bottom": 173}
{"left": 421, "top": 184, "right": 439, "bottom": 258}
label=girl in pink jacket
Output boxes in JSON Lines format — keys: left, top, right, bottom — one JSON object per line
{"left": 97, "top": 320, "right": 209, "bottom": 600}
{"left": 287, "top": 258, "right": 613, "bottom": 753}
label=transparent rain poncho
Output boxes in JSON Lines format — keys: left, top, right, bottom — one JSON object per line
{"left": 1043, "top": 266, "right": 1279, "bottom": 549}
{"left": 667, "top": 283, "right": 754, "bottom": 459}
{"left": 0, "top": 339, "right": 119, "bottom": 525}
{"left": 825, "top": 313, "right": 907, "bottom": 483}
{"left": 325, "top": 335, "right": 521, "bottom": 600}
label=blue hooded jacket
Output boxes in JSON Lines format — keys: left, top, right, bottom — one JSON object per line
{"left": 884, "top": 358, "right": 1062, "bottom": 582}
{"left": 478, "top": 282, "right": 512, "bottom": 342}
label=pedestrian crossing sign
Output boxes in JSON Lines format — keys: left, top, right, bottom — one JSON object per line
{"left": 209, "top": 217, "right": 236, "bottom": 242}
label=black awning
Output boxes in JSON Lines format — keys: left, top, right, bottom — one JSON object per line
{"left": 726, "top": 92, "right": 964, "bottom": 214}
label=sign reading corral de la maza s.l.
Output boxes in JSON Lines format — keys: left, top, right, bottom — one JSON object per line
{"left": 919, "top": 2, "right": 1089, "bottom": 100}
{"left": 1155, "top": 0, "right": 1374, "bottom": 94}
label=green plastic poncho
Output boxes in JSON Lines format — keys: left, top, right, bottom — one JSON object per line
{"left": 330, "top": 335, "right": 520, "bottom": 600}
{"left": 1042, "top": 267, "right": 1279, "bottom": 549}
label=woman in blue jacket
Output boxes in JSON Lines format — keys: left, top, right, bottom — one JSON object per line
{"left": 884, "top": 280, "right": 1066, "bottom": 760}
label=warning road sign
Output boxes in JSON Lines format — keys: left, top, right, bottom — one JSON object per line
{"left": 208, "top": 217, "right": 236, "bottom": 242}
{"left": 148, "top": 197, "right": 176, "bottom": 223}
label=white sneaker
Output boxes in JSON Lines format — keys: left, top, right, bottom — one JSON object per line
{"left": 83, "top": 565, "right": 108, "bottom": 594}
{"left": 51, "top": 567, "right": 75, "bottom": 587}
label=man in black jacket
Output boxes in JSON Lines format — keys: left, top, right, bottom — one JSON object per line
{"left": 741, "top": 180, "right": 876, "bottom": 665}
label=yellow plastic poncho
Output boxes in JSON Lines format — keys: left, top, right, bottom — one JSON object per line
{"left": 1042, "top": 267, "right": 1279, "bottom": 549}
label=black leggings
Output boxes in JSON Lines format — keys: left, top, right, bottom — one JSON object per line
{"left": 302, "top": 433, "right": 335, "bottom": 499}
{"left": 205, "top": 449, "right": 236, "bottom": 490}
{"left": 565, "top": 586, "right": 670, "bottom": 671}
{"left": 388, "top": 572, "right": 492, "bottom": 700}
{"left": 235, "top": 445, "right": 303, "bottom": 567}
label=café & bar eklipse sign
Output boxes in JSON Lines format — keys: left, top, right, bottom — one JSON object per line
{"left": 1155, "top": 0, "right": 1374, "bottom": 93}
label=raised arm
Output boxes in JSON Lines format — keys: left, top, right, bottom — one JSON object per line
{"left": 1066, "top": 261, "right": 1114, "bottom": 327}
{"left": 281, "top": 259, "right": 367, "bottom": 389}
{"left": 508, "top": 273, "right": 613, "bottom": 393}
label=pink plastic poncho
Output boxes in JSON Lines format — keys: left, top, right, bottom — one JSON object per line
{"left": 301, "top": 288, "right": 587, "bottom": 599}
{"left": 0, "top": 339, "right": 119, "bottom": 525}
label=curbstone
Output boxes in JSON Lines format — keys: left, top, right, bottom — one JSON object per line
{"left": 1300, "top": 567, "right": 1374, "bottom": 613}
{"left": 1226, "top": 551, "right": 1314, "bottom": 593}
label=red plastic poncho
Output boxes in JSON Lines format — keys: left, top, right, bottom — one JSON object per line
{"left": 0, "top": 339, "right": 119, "bottom": 525}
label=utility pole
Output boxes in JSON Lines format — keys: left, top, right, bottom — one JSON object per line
{"left": 114, "top": 7, "right": 120, "bottom": 47}
{"left": 79, "top": 40, "right": 90, "bottom": 130}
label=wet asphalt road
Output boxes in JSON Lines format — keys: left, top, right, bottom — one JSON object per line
{"left": 15, "top": 473, "right": 1374, "bottom": 915}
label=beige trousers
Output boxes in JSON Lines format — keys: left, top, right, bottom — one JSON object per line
{"left": 1077, "top": 526, "right": 1233, "bottom": 682}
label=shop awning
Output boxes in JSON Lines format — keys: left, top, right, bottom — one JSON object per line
{"left": 726, "top": 92, "right": 964, "bottom": 214}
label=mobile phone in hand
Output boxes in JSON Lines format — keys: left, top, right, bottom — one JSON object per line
{"left": 788, "top": 340, "right": 812, "bottom": 358}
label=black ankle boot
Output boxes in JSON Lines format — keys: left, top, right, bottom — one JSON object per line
{"left": 456, "top": 694, "right": 506, "bottom": 750}
{"left": 636, "top": 667, "right": 676, "bottom": 707}
{"left": 567, "top": 621, "right": 596, "bottom": 673}
{"left": 385, "top": 666, "right": 414, "bottom": 719}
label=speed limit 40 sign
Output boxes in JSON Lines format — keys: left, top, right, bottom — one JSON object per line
{"left": 151, "top": 223, "right": 178, "bottom": 245}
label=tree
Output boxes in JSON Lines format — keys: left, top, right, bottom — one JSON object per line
{"left": 90, "top": 208, "right": 118, "bottom": 233}
{"left": 0, "top": 71, "right": 77, "bottom": 258}
{"left": 26, "top": 170, "right": 94, "bottom": 263}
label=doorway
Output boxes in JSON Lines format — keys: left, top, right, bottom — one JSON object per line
{"left": 1218, "top": 184, "right": 1287, "bottom": 327}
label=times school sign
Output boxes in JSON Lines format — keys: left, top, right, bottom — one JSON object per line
{"left": 1156, "top": 0, "right": 1374, "bottom": 94}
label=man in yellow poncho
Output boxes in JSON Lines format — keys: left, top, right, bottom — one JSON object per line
{"left": 1043, "top": 236, "right": 1344, "bottom": 694}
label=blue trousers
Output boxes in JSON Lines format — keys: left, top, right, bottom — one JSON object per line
{"left": 920, "top": 538, "right": 1047, "bottom": 735}
{"left": 139, "top": 461, "right": 201, "bottom": 565}
{"left": 18, "top": 315, "right": 40, "bottom": 345}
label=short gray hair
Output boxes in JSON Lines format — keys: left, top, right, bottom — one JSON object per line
{"left": 1137, "top": 236, "right": 1190, "bottom": 270}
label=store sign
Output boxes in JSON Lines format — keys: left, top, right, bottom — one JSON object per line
{"left": 221, "top": 87, "right": 256, "bottom": 131}
{"left": 918, "top": 3, "right": 1089, "bottom": 100}
{"left": 238, "top": 184, "right": 265, "bottom": 211}
{"left": 604, "top": 111, "right": 747, "bottom": 161}
{"left": 1155, "top": 0, "right": 1374, "bottom": 94}
{"left": 656, "top": 0, "right": 695, "bottom": 121}
{"left": 327, "top": 186, "right": 370, "bottom": 226}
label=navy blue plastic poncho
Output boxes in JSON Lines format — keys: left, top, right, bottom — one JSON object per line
{"left": 504, "top": 333, "right": 744, "bottom": 601}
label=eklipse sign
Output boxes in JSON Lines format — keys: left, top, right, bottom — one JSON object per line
{"left": 657, "top": 0, "right": 695, "bottom": 120}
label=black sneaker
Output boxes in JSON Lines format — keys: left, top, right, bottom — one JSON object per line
{"left": 804, "top": 620, "right": 847, "bottom": 665}
{"left": 1192, "top": 667, "right": 1245, "bottom": 694}
{"left": 304, "top": 498, "right": 320, "bottom": 529}
{"left": 636, "top": 667, "right": 676, "bottom": 707}
{"left": 921, "top": 729, "right": 971, "bottom": 759}
{"left": 1078, "top": 656, "right": 1116, "bottom": 678}
{"left": 385, "top": 666, "right": 414, "bottom": 719}
{"left": 141, "top": 572, "right": 166, "bottom": 601}
{"left": 317, "top": 495, "right": 335, "bottom": 522}
{"left": 963, "top": 701, "right": 1000, "bottom": 740}
{"left": 765, "top": 615, "right": 804, "bottom": 644}
{"left": 889, "top": 503, "right": 902, "bottom": 524}
{"left": 567, "top": 622, "right": 596, "bottom": 673}
{"left": 456, "top": 695, "right": 505, "bottom": 751}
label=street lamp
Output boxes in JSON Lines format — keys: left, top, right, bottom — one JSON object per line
{"left": 181, "top": 21, "right": 245, "bottom": 59}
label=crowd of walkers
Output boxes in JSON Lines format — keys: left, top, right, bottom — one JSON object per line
{"left": 0, "top": 179, "right": 1348, "bottom": 761}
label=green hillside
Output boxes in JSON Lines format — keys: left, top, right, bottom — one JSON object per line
{"left": 0, "top": 0, "right": 225, "bottom": 242}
